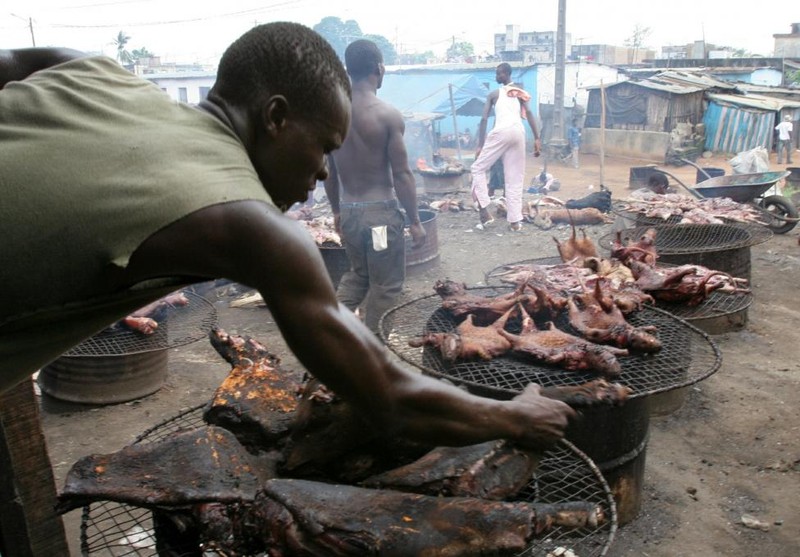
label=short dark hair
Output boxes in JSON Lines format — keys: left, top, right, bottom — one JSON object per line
{"left": 212, "top": 22, "right": 350, "bottom": 120}
{"left": 497, "top": 62, "right": 512, "bottom": 75}
{"left": 345, "top": 40, "right": 383, "bottom": 81}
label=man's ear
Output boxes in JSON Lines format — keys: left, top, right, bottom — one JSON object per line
{"left": 261, "top": 95, "right": 289, "bottom": 138}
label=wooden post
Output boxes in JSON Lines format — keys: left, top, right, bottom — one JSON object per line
{"left": 600, "top": 80, "right": 607, "bottom": 186}
{"left": 0, "top": 379, "right": 70, "bottom": 556}
{"left": 448, "top": 83, "right": 463, "bottom": 162}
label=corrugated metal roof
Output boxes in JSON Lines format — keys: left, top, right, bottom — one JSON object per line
{"left": 584, "top": 78, "right": 702, "bottom": 94}
{"left": 653, "top": 70, "right": 739, "bottom": 90}
{"left": 707, "top": 92, "right": 800, "bottom": 110}
{"left": 585, "top": 69, "right": 738, "bottom": 94}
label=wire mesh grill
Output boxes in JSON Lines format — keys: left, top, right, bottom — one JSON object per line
{"left": 81, "top": 405, "right": 617, "bottom": 557}
{"left": 598, "top": 223, "right": 759, "bottom": 254}
{"left": 379, "top": 287, "right": 721, "bottom": 400}
{"left": 484, "top": 257, "right": 752, "bottom": 323}
{"left": 611, "top": 199, "right": 772, "bottom": 233}
{"left": 65, "top": 291, "right": 217, "bottom": 357}
{"left": 610, "top": 202, "right": 773, "bottom": 247}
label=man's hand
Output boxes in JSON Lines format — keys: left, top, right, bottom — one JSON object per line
{"left": 510, "top": 384, "right": 577, "bottom": 449}
{"left": 409, "top": 222, "right": 426, "bottom": 249}
{"left": 533, "top": 138, "right": 542, "bottom": 157}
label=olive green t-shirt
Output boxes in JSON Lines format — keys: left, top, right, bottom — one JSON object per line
{"left": 0, "top": 56, "right": 273, "bottom": 389}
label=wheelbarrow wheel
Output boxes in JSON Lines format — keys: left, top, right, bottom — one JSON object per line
{"left": 759, "top": 195, "right": 799, "bottom": 234}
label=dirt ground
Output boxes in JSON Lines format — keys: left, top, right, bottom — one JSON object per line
{"left": 38, "top": 150, "right": 800, "bottom": 556}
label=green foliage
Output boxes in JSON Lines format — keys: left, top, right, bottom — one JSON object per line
{"left": 313, "top": 16, "right": 364, "bottom": 61}
{"left": 113, "top": 30, "right": 133, "bottom": 64}
{"left": 363, "top": 34, "right": 398, "bottom": 65}
{"left": 446, "top": 41, "right": 474, "bottom": 62}
{"left": 313, "top": 17, "right": 397, "bottom": 65}
{"left": 130, "top": 47, "right": 155, "bottom": 60}
{"left": 786, "top": 69, "right": 800, "bottom": 87}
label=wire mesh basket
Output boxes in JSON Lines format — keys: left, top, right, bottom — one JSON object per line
{"left": 64, "top": 291, "right": 217, "bottom": 357}
{"left": 80, "top": 405, "right": 618, "bottom": 556}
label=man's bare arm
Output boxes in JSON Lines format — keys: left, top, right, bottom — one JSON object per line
{"left": 0, "top": 47, "right": 87, "bottom": 89}
{"left": 476, "top": 89, "right": 498, "bottom": 151}
{"left": 126, "top": 201, "right": 575, "bottom": 449}
{"left": 385, "top": 110, "right": 425, "bottom": 246}
{"left": 522, "top": 100, "right": 542, "bottom": 155}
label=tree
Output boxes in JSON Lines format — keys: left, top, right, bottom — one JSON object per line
{"left": 364, "top": 34, "right": 398, "bottom": 65}
{"left": 131, "top": 47, "right": 155, "bottom": 61}
{"left": 446, "top": 40, "right": 474, "bottom": 63}
{"left": 113, "top": 31, "right": 133, "bottom": 64}
{"left": 623, "top": 24, "right": 651, "bottom": 64}
{"left": 313, "top": 17, "right": 363, "bottom": 61}
{"left": 313, "top": 17, "right": 397, "bottom": 64}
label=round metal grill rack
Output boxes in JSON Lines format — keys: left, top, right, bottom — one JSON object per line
{"left": 64, "top": 291, "right": 217, "bottom": 357}
{"left": 80, "top": 405, "right": 618, "bottom": 557}
{"left": 610, "top": 201, "right": 773, "bottom": 246}
{"left": 379, "top": 286, "right": 721, "bottom": 401}
{"left": 484, "top": 257, "right": 752, "bottom": 325}
{"left": 598, "top": 223, "right": 762, "bottom": 255}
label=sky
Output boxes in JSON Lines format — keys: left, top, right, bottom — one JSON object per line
{"left": 2, "top": 0, "right": 797, "bottom": 66}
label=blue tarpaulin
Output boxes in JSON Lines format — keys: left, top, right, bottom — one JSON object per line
{"left": 379, "top": 73, "right": 489, "bottom": 117}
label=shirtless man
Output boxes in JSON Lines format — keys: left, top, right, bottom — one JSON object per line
{"left": 324, "top": 39, "right": 426, "bottom": 333}
{"left": 1, "top": 23, "right": 573, "bottom": 450}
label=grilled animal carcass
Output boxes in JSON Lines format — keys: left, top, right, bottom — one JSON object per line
{"left": 539, "top": 379, "right": 632, "bottom": 407}
{"left": 553, "top": 217, "right": 600, "bottom": 265}
{"left": 203, "top": 328, "right": 305, "bottom": 451}
{"left": 499, "top": 304, "right": 627, "bottom": 377}
{"left": 610, "top": 228, "right": 658, "bottom": 266}
{"left": 281, "top": 379, "right": 430, "bottom": 484}
{"left": 192, "top": 478, "right": 605, "bottom": 556}
{"left": 56, "top": 426, "right": 274, "bottom": 514}
{"left": 409, "top": 303, "right": 515, "bottom": 361}
{"left": 362, "top": 440, "right": 541, "bottom": 500}
{"left": 567, "top": 280, "right": 661, "bottom": 353}
{"left": 119, "top": 291, "right": 190, "bottom": 334}
{"left": 433, "top": 279, "right": 533, "bottom": 324}
{"left": 628, "top": 260, "right": 748, "bottom": 306}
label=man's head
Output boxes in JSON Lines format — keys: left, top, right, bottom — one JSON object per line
{"left": 345, "top": 39, "right": 384, "bottom": 86}
{"left": 495, "top": 63, "right": 512, "bottom": 84}
{"left": 647, "top": 172, "right": 670, "bottom": 194}
{"left": 211, "top": 22, "right": 352, "bottom": 210}
{"left": 786, "top": 115, "right": 792, "bottom": 122}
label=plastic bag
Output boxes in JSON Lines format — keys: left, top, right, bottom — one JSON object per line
{"left": 728, "top": 147, "right": 770, "bottom": 174}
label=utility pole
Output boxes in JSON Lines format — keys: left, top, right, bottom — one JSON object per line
{"left": 11, "top": 13, "right": 36, "bottom": 46}
{"left": 551, "top": 0, "right": 567, "bottom": 144}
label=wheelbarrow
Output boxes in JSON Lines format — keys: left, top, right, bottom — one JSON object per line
{"left": 655, "top": 162, "right": 798, "bottom": 234}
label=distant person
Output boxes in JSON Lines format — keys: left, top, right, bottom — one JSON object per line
{"left": 324, "top": 39, "right": 426, "bottom": 332}
{"left": 567, "top": 118, "right": 582, "bottom": 169}
{"left": 775, "top": 114, "right": 794, "bottom": 164}
{"left": 646, "top": 172, "right": 676, "bottom": 195}
{"left": 470, "top": 62, "right": 541, "bottom": 232}
{"left": 528, "top": 169, "right": 560, "bottom": 194}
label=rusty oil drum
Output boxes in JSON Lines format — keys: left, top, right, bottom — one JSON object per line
{"left": 564, "top": 396, "right": 651, "bottom": 526}
{"left": 39, "top": 349, "right": 169, "bottom": 405}
{"left": 322, "top": 209, "right": 440, "bottom": 287}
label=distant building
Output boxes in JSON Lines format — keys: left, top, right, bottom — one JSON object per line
{"left": 572, "top": 43, "right": 656, "bottom": 65}
{"left": 774, "top": 23, "right": 800, "bottom": 58}
{"left": 494, "top": 25, "right": 572, "bottom": 63}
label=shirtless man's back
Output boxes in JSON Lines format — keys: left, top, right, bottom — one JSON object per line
{"left": 324, "top": 39, "right": 424, "bottom": 332}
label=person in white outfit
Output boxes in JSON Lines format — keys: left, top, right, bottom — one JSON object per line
{"left": 471, "top": 63, "right": 541, "bottom": 231}
{"left": 775, "top": 114, "right": 794, "bottom": 164}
